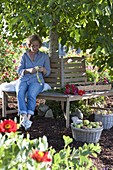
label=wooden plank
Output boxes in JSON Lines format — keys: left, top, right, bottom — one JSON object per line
{"left": 50, "top": 63, "right": 60, "bottom": 68}
{"left": 94, "top": 84, "right": 111, "bottom": 91}
{"left": 61, "top": 57, "right": 64, "bottom": 87}
{"left": 77, "top": 84, "right": 111, "bottom": 91}
{"left": 63, "top": 56, "right": 85, "bottom": 62}
{"left": 64, "top": 63, "right": 85, "bottom": 68}
{"left": 50, "top": 58, "right": 61, "bottom": 62}
{"left": 74, "top": 82, "right": 94, "bottom": 85}
{"left": 64, "top": 73, "right": 87, "bottom": 77}
{"left": 64, "top": 77, "right": 87, "bottom": 83}
{"left": 45, "top": 83, "right": 61, "bottom": 88}
{"left": 6, "top": 110, "right": 18, "bottom": 114}
{"left": 45, "top": 72, "right": 60, "bottom": 77}
{"left": 50, "top": 68, "right": 60, "bottom": 72}
{"left": 50, "top": 84, "right": 61, "bottom": 88}
{"left": 45, "top": 79, "right": 60, "bottom": 84}
{"left": 64, "top": 68, "right": 86, "bottom": 72}
{"left": 64, "top": 59, "right": 85, "bottom": 63}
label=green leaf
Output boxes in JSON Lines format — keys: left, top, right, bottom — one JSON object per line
{"left": 48, "top": 0, "right": 56, "bottom": 7}
{"left": 94, "top": 19, "right": 99, "bottom": 27}
{"left": 10, "top": 16, "right": 21, "bottom": 26}
{"left": 63, "top": 135, "right": 73, "bottom": 147}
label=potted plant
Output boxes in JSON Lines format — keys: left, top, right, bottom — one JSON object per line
{"left": 71, "top": 119, "right": 103, "bottom": 143}
{"left": 94, "top": 109, "right": 113, "bottom": 129}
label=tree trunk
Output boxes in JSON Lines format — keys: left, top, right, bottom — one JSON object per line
{"left": 49, "top": 21, "right": 59, "bottom": 58}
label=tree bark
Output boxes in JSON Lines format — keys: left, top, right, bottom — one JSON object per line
{"left": 49, "top": 21, "right": 59, "bottom": 58}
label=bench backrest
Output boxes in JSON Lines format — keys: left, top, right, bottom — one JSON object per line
{"left": 44, "top": 56, "right": 87, "bottom": 89}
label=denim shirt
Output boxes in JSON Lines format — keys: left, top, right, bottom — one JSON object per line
{"left": 17, "top": 51, "right": 51, "bottom": 84}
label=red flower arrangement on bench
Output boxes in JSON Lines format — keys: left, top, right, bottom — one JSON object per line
{"left": 64, "top": 84, "right": 85, "bottom": 96}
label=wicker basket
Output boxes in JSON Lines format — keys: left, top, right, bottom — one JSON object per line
{"left": 71, "top": 123, "right": 103, "bottom": 143}
{"left": 94, "top": 113, "right": 113, "bottom": 129}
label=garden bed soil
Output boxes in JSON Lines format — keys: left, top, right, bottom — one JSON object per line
{"left": 0, "top": 100, "right": 113, "bottom": 169}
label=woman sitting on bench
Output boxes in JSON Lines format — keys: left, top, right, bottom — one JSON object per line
{"left": 15, "top": 34, "right": 51, "bottom": 130}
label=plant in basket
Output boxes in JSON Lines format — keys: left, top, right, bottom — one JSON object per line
{"left": 94, "top": 109, "right": 113, "bottom": 129}
{"left": 73, "top": 119, "right": 102, "bottom": 129}
{"left": 71, "top": 119, "right": 103, "bottom": 143}
{"left": 96, "top": 110, "right": 112, "bottom": 115}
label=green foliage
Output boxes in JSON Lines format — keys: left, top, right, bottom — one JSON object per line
{"left": 86, "top": 68, "right": 112, "bottom": 84}
{"left": 85, "top": 55, "right": 113, "bottom": 83}
{"left": 0, "top": 133, "right": 49, "bottom": 170}
{"left": 1, "top": 0, "right": 113, "bottom": 68}
{"left": 70, "top": 100, "right": 93, "bottom": 118}
{"left": 89, "top": 96, "right": 106, "bottom": 107}
{"left": 70, "top": 96, "right": 108, "bottom": 118}
{"left": 0, "top": 132, "right": 101, "bottom": 170}
{"left": 86, "top": 69, "right": 99, "bottom": 82}
{"left": 51, "top": 135, "right": 101, "bottom": 170}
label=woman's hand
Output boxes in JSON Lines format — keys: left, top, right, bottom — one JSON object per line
{"left": 24, "top": 67, "right": 47, "bottom": 75}
{"left": 38, "top": 67, "right": 47, "bottom": 75}
{"left": 24, "top": 68, "right": 36, "bottom": 74}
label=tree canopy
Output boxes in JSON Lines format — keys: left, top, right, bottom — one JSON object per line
{"left": 0, "top": 0, "right": 113, "bottom": 70}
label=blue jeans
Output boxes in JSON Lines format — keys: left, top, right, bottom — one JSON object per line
{"left": 15, "top": 80, "right": 44, "bottom": 116}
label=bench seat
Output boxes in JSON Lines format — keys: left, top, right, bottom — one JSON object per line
{"left": 2, "top": 89, "right": 113, "bottom": 128}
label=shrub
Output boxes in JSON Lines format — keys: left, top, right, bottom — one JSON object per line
{"left": 0, "top": 36, "right": 25, "bottom": 83}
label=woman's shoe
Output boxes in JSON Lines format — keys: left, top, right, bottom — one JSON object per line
{"left": 21, "top": 120, "right": 27, "bottom": 128}
{"left": 24, "top": 120, "right": 32, "bottom": 130}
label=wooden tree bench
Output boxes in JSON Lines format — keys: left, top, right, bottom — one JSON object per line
{"left": 2, "top": 56, "right": 113, "bottom": 128}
